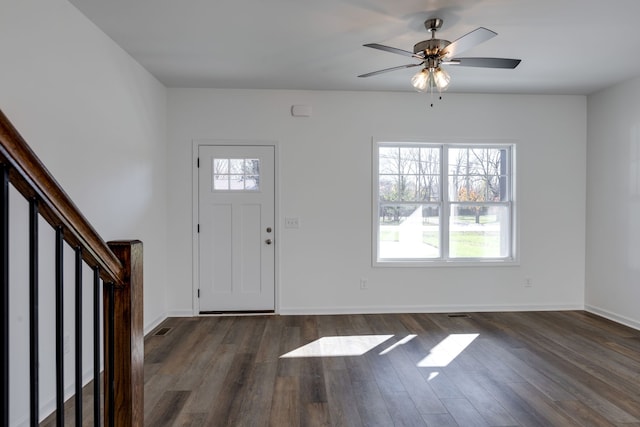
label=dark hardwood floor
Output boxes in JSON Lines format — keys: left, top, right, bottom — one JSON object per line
{"left": 143, "top": 311, "right": 640, "bottom": 427}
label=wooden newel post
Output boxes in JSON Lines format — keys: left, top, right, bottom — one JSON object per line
{"left": 104, "top": 240, "right": 144, "bottom": 427}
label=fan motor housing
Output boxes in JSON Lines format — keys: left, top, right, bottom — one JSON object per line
{"left": 414, "top": 39, "right": 450, "bottom": 56}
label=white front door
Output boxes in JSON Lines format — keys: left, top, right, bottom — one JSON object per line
{"left": 198, "top": 145, "right": 275, "bottom": 312}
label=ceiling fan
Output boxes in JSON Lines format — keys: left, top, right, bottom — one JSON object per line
{"left": 359, "top": 18, "right": 521, "bottom": 94}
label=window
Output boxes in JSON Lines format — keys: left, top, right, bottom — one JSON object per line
{"left": 374, "top": 141, "right": 515, "bottom": 265}
{"left": 213, "top": 158, "right": 260, "bottom": 191}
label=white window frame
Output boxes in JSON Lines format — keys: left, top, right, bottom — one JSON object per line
{"left": 372, "top": 139, "right": 518, "bottom": 267}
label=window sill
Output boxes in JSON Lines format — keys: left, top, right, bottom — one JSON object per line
{"left": 373, "top": 258, "right": 519, "bottom": 268}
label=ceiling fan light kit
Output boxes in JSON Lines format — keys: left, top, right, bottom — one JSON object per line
{"left": 411, "top": 67, "right": 450, "bottom": 92}
{"left": 359, "top": 18, "right": 521, "bottom": 106}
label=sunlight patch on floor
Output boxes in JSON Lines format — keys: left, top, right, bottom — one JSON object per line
{"left": 279, "top": 332, "right": 479, "bottom": 364}
{"left": 417, "top": 333, "right": 479, "bottom": 367}
{"left": 280, "top": 335, "right": 394, "bottom": 358}
{"left": 379, "top": 334, "right": 417, "bottom": 355}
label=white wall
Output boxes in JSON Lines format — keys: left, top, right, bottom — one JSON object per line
{"left": 586, "top": 76, "right": 640, "bottom": 330}
{"left": 168, "top": 89, "right": 586, "bottom": 315}
{"left": 1, "top": 0, "right": 168, "bottom": 424}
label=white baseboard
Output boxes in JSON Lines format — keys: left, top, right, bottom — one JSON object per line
{"left": 278, "top": 303, "right": 585, "bottom": 315}
{"left": 585, "top": 305, "right": 640, "bottom": 331}
{"left": 144, "top": 312, "right": 169, "bottom": 336}
{"left": 166, "top": 309, "right": 196, "bottom": 317}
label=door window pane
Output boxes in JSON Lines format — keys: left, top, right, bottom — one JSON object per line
{"left": 214, "top": 159, "right": 229, "bottom": 173}
{"left": 212, "top": 158, "right": 261, "bottom": 191}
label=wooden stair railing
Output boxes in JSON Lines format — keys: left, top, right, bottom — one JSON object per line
{"left": 0, "top": 109, "right": 143, "bottom": 427}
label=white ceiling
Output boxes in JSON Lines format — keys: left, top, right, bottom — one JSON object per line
{"left": 68, "top": 0, "right": 640, "bottom": 95}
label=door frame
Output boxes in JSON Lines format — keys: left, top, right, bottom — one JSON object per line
{"left": 192, "top": 139, "right": 280, "bottom": 316}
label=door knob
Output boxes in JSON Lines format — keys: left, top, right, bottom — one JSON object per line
{"left": 265, "top": 239, "right": 273, "bottom": 245}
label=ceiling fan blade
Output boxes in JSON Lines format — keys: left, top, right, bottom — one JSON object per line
{"left": 358, "top": 63, "right": 423, "bottom": 78}
{"left": 444, "top": 57, "right": 521, "bottom": 69}
{"left": 440, "top": 27, "right": 497, "bottom": 59}
{"left": 364, "top": 43, "right": 424, "bottom": 59}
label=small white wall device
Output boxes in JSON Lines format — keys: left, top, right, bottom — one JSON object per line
{"left": 291, "top": 105, "right": 312, "bottom": 117}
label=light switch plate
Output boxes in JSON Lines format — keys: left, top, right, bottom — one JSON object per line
{"left": 285, "top": 217, "right": 300, "bottom": 228}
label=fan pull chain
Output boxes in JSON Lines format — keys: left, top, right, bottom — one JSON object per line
{"left": 428, "top": 85, "right": 443, "bottom": 107}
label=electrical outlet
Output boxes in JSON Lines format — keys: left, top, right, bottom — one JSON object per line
{"left": 360, "top": 278, "right": 368, "bottom": 290}
{"left": 524, "top": 278, "right": 533, "bottom": 288}
{"left": 64, "top": 335, "right": 70, "bottom": 354}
